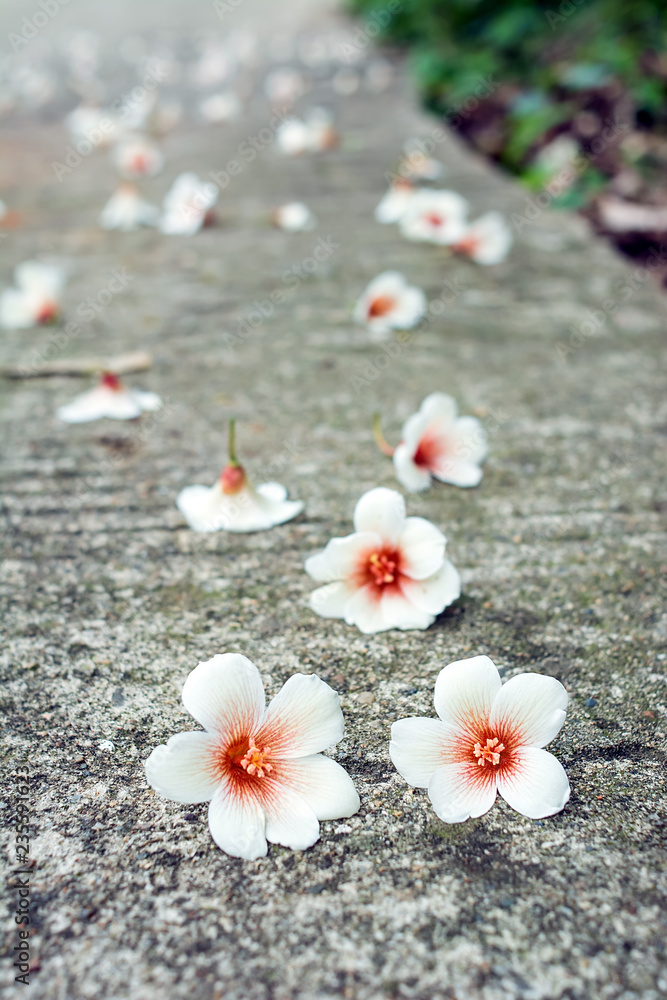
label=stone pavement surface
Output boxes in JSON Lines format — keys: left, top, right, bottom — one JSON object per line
{"left": 1, "top": 0, "right": 667, "bottom": 998}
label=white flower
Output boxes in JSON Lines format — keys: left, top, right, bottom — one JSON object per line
{"left": 111, "top": 134, "right": 164, "bottom": 180}
{"left": 452, "top": 211, "right": 513, "bottom": 265}
{"left": 305, "top": 486, "right": 461, "bottom": 634}
{"left": 176, "top": 419, "right": 304, "bottom": 533}
{"left": 390, "top": 655, "right": 570, "bottom": 822}
{"left": 99, "top": 183, "right": 159, "bottom": 231}
{"left": 399, "top": 189, "right": 468, "bottom": 245}
{"left": 198, "top": 91, "right": 242, "bottom": 123}
{"left": 271, "top": 201, "right": 316, "bottom": 232}
{"left": 264, "top": 67, "right": 306, "bottom": 106}
{"left": 374, "top": 179, "right": 418, "bottom": 224}
{"left": 276, "top": 109, "right": 338, "bottom": 156}
{"left": 354, "top": 271, "right": 426, "bottom": 340}
{"left": 56, "top": 372, "right": 162, "bottom": 423}
{"left": 391, "top": 392, "right": 487, "bottom": 491}
{"left": 145, "top": 653, "right": 360, "bottom": 859}
{"left": 159, "top": 172, "right": 218, "bottom": 235}
{"left": 0, "top": 262, "right": 65, "bottom": 329}
{"left": 65, "top": 104, "right": 120, "bottom": 148}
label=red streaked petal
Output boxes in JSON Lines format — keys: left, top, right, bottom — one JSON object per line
{"left": 497, "top": 747, "right": 570, "bottom": 818}
{"left": 428, "top": 762, "right": 498, "bottom": 823}
{"left": 433, "top": 655, "right": 502, "bottom": 732}
{"left": 182, "top": 653, "right": 265, "bottom": 737}
{"left": 259, "top": 673, "right": 344, "bottom": 758}
{"left": 489, "top": 673, "right": 568, "bottom": 747}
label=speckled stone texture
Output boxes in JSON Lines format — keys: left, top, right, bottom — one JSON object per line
{"left": 1, "top": 1, "right": 667, "bottom": 998}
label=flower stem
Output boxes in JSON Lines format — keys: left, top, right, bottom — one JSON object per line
{"left": 228, "top": 417, "right": 238, "bottom": 466}
{"left": 372, "top": 412, "right": 395, "bottom": 457}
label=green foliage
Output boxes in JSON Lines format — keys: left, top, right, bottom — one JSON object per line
{"left": 350, "top": 0, "right": 667, "bottom": 204}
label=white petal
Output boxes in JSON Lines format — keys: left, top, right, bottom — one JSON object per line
{"left": 433, "top": 655, "right": 502, "bottom": 730}
{"left": 0, "top": 289, "right": 34, "bottom": 329}
{"left": 181, "top": 653, "right": 265, "bottom": 736}
{"left": 398, "top": 516, "right": 446, "bottom": 580}
{"left": 399, "top": 559, "right": 461, "bottom": 615}
{"left": 393, "top": 443, "right": 432, "bottom": 492}
{"left": 489, "top": 673, "right": 568, "bottom": 747}
{"left": 431, "top": 459, "right": 483, "bottom": 488}
{"left": 144, "top": 731, "right": 219, "bottom": 803}
{"left": 208, "top": 782, "right": 267, "bottom": 859}
{"left": 309, "top": 581, "right": 357, "bottom": 619}
{"left": 283, "top": 754, "right": 360, "bottom": 820}
{"left": 451, "top": 415, "right": 488, "bottom": 465}
{"left": 15, "top": 261, "right": 64, "bottom": 296}
{"left": 176, "top": 483, "right": 223, "bottom": 533}
{"left": 261, "top": 674, "right": 344, "bottom": 758}
{"left": 387, "top": 286, "right": 426, "bottom": 329}
{"left": 255, "top": 481, "right": 287, "bottom": 502}
{"left": 344, "top": 583, "right": 390, "bottom": 634}
{"left": 390, "top": 717, "right": 452, "bottom": 787}
{"left": 56, "top": 385, "right": 142, "bottom": 423}
{"left": 428, "top": 763, "right": 498, "bottom": 823}
{"left": 377, "top": 588, "right": 434, "bottom": 630}
{"left": 264, "top": 784, "right": 320, "bottom": 850}
{"left": 130, "top": 389, "right": 162, "bottom": 412}
{"left": 418, "top": 391, "right": 458, "bottom": 427}
{"left": 353, "top": 487, "right": 405, "bottom": 542}
{"left": 498, "top": 747, "right": 570, "bottom": 818}
{"left": 304, "top": 532, "right": 380, "bottom": 582}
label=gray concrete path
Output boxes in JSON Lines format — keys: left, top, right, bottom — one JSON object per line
{"left": 1, "top": 1, "right": 666, "bottom": 998}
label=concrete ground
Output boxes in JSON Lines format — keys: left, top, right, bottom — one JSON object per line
{"left": 1, "top": 0, "right": 666, "bottom": 998}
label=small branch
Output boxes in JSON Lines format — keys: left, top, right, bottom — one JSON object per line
{"left": 2, "top": 351, "right": 153, "bottom": 379}
{"left": 372, "top": 412, "right": 395, "bottom": 457}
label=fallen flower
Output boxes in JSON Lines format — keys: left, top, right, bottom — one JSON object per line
{"left": 399, "top": 189, "right": 468, "bottom": 246}
{"left": 111, "top": 134, "right": 164, "bottom": 179}
{"left": 100, "top": 183, "right": 159, "bottom": 231}
{"left": 145, "top": 653, "right": 360, "bottom": 859}
{"left": 452, "top": 211, "right": 513, "bottom": 265}
{"left": 160, "top": 172, "right": 218, "bottom": 236}
{"left": 305, "top": 486, "right": 460, "bottom": 634}
{"left": 0, "top": 261, "right": 65, "bottom": 329}
{"left": 198, "top": 91, "right": 242, "bottom": 124}
{"left": 400, "top": 140, "right": 445, "bottom": 182}
{"left": 271, "top": 201, "right": 316, "bottom": 232}
{"left": 176, "top": 419, "right": 304, "bottom": 532}
{"left": 56, "top": 372, "right": 162, "bottom": 423}
{"left": 390, "top": 655, "right": 570, "bottom": 822}
{"left": 276, "top": 108, "right": 338, "bottom": 156}
{"left": 374, "top": 179, "right": 418, "bottom": 225}
{"left": 354, "top": 271, "right": 426, "bottom": 340}
{"left": 379, "top": 391, "right": 487, "bottom": 491}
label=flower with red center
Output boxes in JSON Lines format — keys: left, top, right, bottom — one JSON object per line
{"left": 386, "top": 391, "right": 488, "bottom": 492}
{"left": 177, "top": 419, "right": 304, "bottom": 533}
{"left": 56, "top": 371, "right": 162, "bottom": 423}
{"left": 144, "top": 653, "right": 360, "bottom": 859}
{"left": 354, "top": 271, "right": 426, "bottom": 340}
{"left": 452, "top": 211, "right": 513, "bottom": 266}
{"left": 390, "top": 655, "right": 570, "bottom": 822}
{"left": 111, "top": 134, "right": 164, "bottom": 180}
{"left": 0, "top": 261, "right": 65, "bottom": 330}
{"left": 399, "top": 189, "right": 468, "bottom": 245}
{"left": 159, "top": 172, "right": 219, "bottom": 235}
{"left": 305, "top": 486, "right": 461, "bottom": 634}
